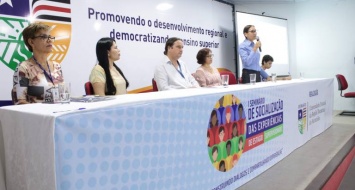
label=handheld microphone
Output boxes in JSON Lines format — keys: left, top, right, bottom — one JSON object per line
{"left": 256, "top": 36, "right": 262, "bottom": 52}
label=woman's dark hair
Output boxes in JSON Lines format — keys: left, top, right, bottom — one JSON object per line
{"left": 196, "top": 48, "right": 211, "bottom": 65}
{"left": 212, "top": 146, "right": 218, "bottom": 154}
{"left": 209, "top": 109, "right": 219, "bottom": 128}
{"left": 243, "top": 25, "right": 254, "bottom": 39}
{"left": 96, "top": 37, "right": 129, "bottom": 95}
{"left": 226, "top": 141, "right": 231, "bottom": 148}
{"left": 231, "top": 95, "right": 237, "bottom": 105}
{"left": 219, "top": 160, "right": 226, "bottom": 172}
{"left": 238, "top": 103, "right": 244, "bottom": 111}
{"left": 262, "top": 55, "right": 274, "bottom": 65}
{"left": 219, "top": 126, "right": 225, "bottom": 134}
{"left": 164, "top": 37, "right": 182, "bottom": 55}
{"left": 231, "top": 123, "right": 238, "bottom": 138}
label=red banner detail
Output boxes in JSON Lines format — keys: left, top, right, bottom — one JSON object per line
{"left": 244, "top": 133, "right": 264, "bottom": 152}
{"left": 33, "top": 5, "right": 71, "bottom": 14}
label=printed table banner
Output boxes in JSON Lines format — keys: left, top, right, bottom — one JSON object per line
{"left": 52, "top": 79, "right": 333, "bottom": 190}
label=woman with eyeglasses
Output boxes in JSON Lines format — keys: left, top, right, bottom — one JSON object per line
{"left": 89, "top": 37, "right": 129, "bottom": 96}
{"left": 239, "top": 25, "right": 262, "bottom": 84}
{"left": 12, "top": 22, "right": 64, "bottom": 104}
{"left": 193, "top": 48, "right": 222, "bottom": 87}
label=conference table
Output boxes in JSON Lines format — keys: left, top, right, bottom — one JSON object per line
{"left": 0, "top": 78, "right": 333, "bottom": 190}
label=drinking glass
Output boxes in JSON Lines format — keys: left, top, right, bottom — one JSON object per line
{"left": 249, "top": 74, "right": 256, "bottom": 85}
{"left": 271, "top": 73, "right": 277, "bottom": 82}
{"left": 221, "top": 75, "right": 229, "bottom": 87}
{"left": 58, "top": 82, "right": 71, "bottom": 104}
{"left": 300, "top": 72, "right": 305, "bottom": 80}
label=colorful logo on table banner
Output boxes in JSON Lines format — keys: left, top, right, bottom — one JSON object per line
{"left": 298, "top": 103, "right": 307, "bottom": 134}
{"left": 207, "top": 94, "right": 284, "bottom": 172}
{"left": 0, "top": 0, "right": 71, "bottom": 71}
{"left": 207, "top": 94, "right": 246, "bottom": 172}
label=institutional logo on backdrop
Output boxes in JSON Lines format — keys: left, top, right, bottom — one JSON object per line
{"left": 298, "top": 103, "right": 307, "bottom": 134}
{"left": 207, "top": 94, "right": 246, "bottom": 172}
{"left": 0, "top": 0, "right": 71, "bottom": 71}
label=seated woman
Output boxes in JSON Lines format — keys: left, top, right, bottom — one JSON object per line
{"left": 193, "top": 48, "right": 221, "bottom": 87}
{"left": 89, "top": 37, "right": 129, "bottom": 96}
{"left": 12, "top": 22, "right": 64, "bottom": 104}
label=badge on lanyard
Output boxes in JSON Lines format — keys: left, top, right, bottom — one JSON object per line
{"left": 33, "top": 56, "right": 55, "bottom": 85}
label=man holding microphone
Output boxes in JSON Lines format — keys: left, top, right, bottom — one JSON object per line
{"left": 238, "top": 25, "right": 262, "bottom": 83}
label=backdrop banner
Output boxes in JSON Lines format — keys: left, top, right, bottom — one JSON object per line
{"left": 0, "top": 0, "right": 235, "bottom": 99}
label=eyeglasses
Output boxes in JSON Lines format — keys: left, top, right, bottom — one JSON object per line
{"left": 206, "top": 54, "right": 214, "bottom": 58}
{"left": 33, "top": 35, "right": 55, "bottom": 42}
{"left": 248, "top": 30, "right": 257, "bottom": 33}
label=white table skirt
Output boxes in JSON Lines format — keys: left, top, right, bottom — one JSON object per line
{"left": 0, "top": 78, "right": 334, "bottom": 190}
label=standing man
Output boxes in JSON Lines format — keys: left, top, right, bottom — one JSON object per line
{"left": 154, "top": 37, "right": 200, "bottom": 90}
{"left": 238, "top": 25, "right": 262, "bottom": 83}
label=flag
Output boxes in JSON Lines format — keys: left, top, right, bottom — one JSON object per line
{"left": 0, "top": 0, "right": 30, "bottom": 17}
{"left": 32, "top": 0, "right": 71, "bottom": 22}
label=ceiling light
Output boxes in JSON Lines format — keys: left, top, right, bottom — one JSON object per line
{"left": 156, "top": 3, "right": 173, "bottom": 11}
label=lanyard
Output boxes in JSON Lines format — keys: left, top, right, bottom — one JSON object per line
{"left": 33, "top": 56, "right": 55, "bottom": 86}
{"left": 175, "top": 61, "right": 185, "bottom": 79}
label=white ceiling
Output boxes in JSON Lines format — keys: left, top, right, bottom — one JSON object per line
{"left": 232, "top": 0, "right": 295, "bottom": 1}
{"left": 227, "top": 0, "right": 302, "bottom": 4}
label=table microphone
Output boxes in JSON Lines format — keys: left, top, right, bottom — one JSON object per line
{"left": 256, "top": 36, "right": 262, "bottom": 52}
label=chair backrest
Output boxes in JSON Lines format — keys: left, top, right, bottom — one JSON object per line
{"left": 219, "top": 70, "right": 237, "bottom": 85}
{"left": 152, "top": 78, "right": 158, "bottom": 92}
{"left": 84, "top": 82, "right": 94, "bottom": 95}
{"left": 336, "top": 74, "right": 348, "bottom": 91}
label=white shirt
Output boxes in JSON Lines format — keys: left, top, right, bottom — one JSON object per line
{"left": 154, "top": 56, "right": 200, "bottom": 91}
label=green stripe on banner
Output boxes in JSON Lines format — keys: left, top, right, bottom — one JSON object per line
{"left": 264, "top": 124, "right": 283, "bottom": 142}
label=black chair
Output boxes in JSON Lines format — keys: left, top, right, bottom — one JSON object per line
{"left": 335, "top": 74, "right": 355, "bottom": 116}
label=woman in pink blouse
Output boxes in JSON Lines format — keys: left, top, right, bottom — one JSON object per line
{"left": 194, "top": 48, "right": 222, "bottom": 87}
